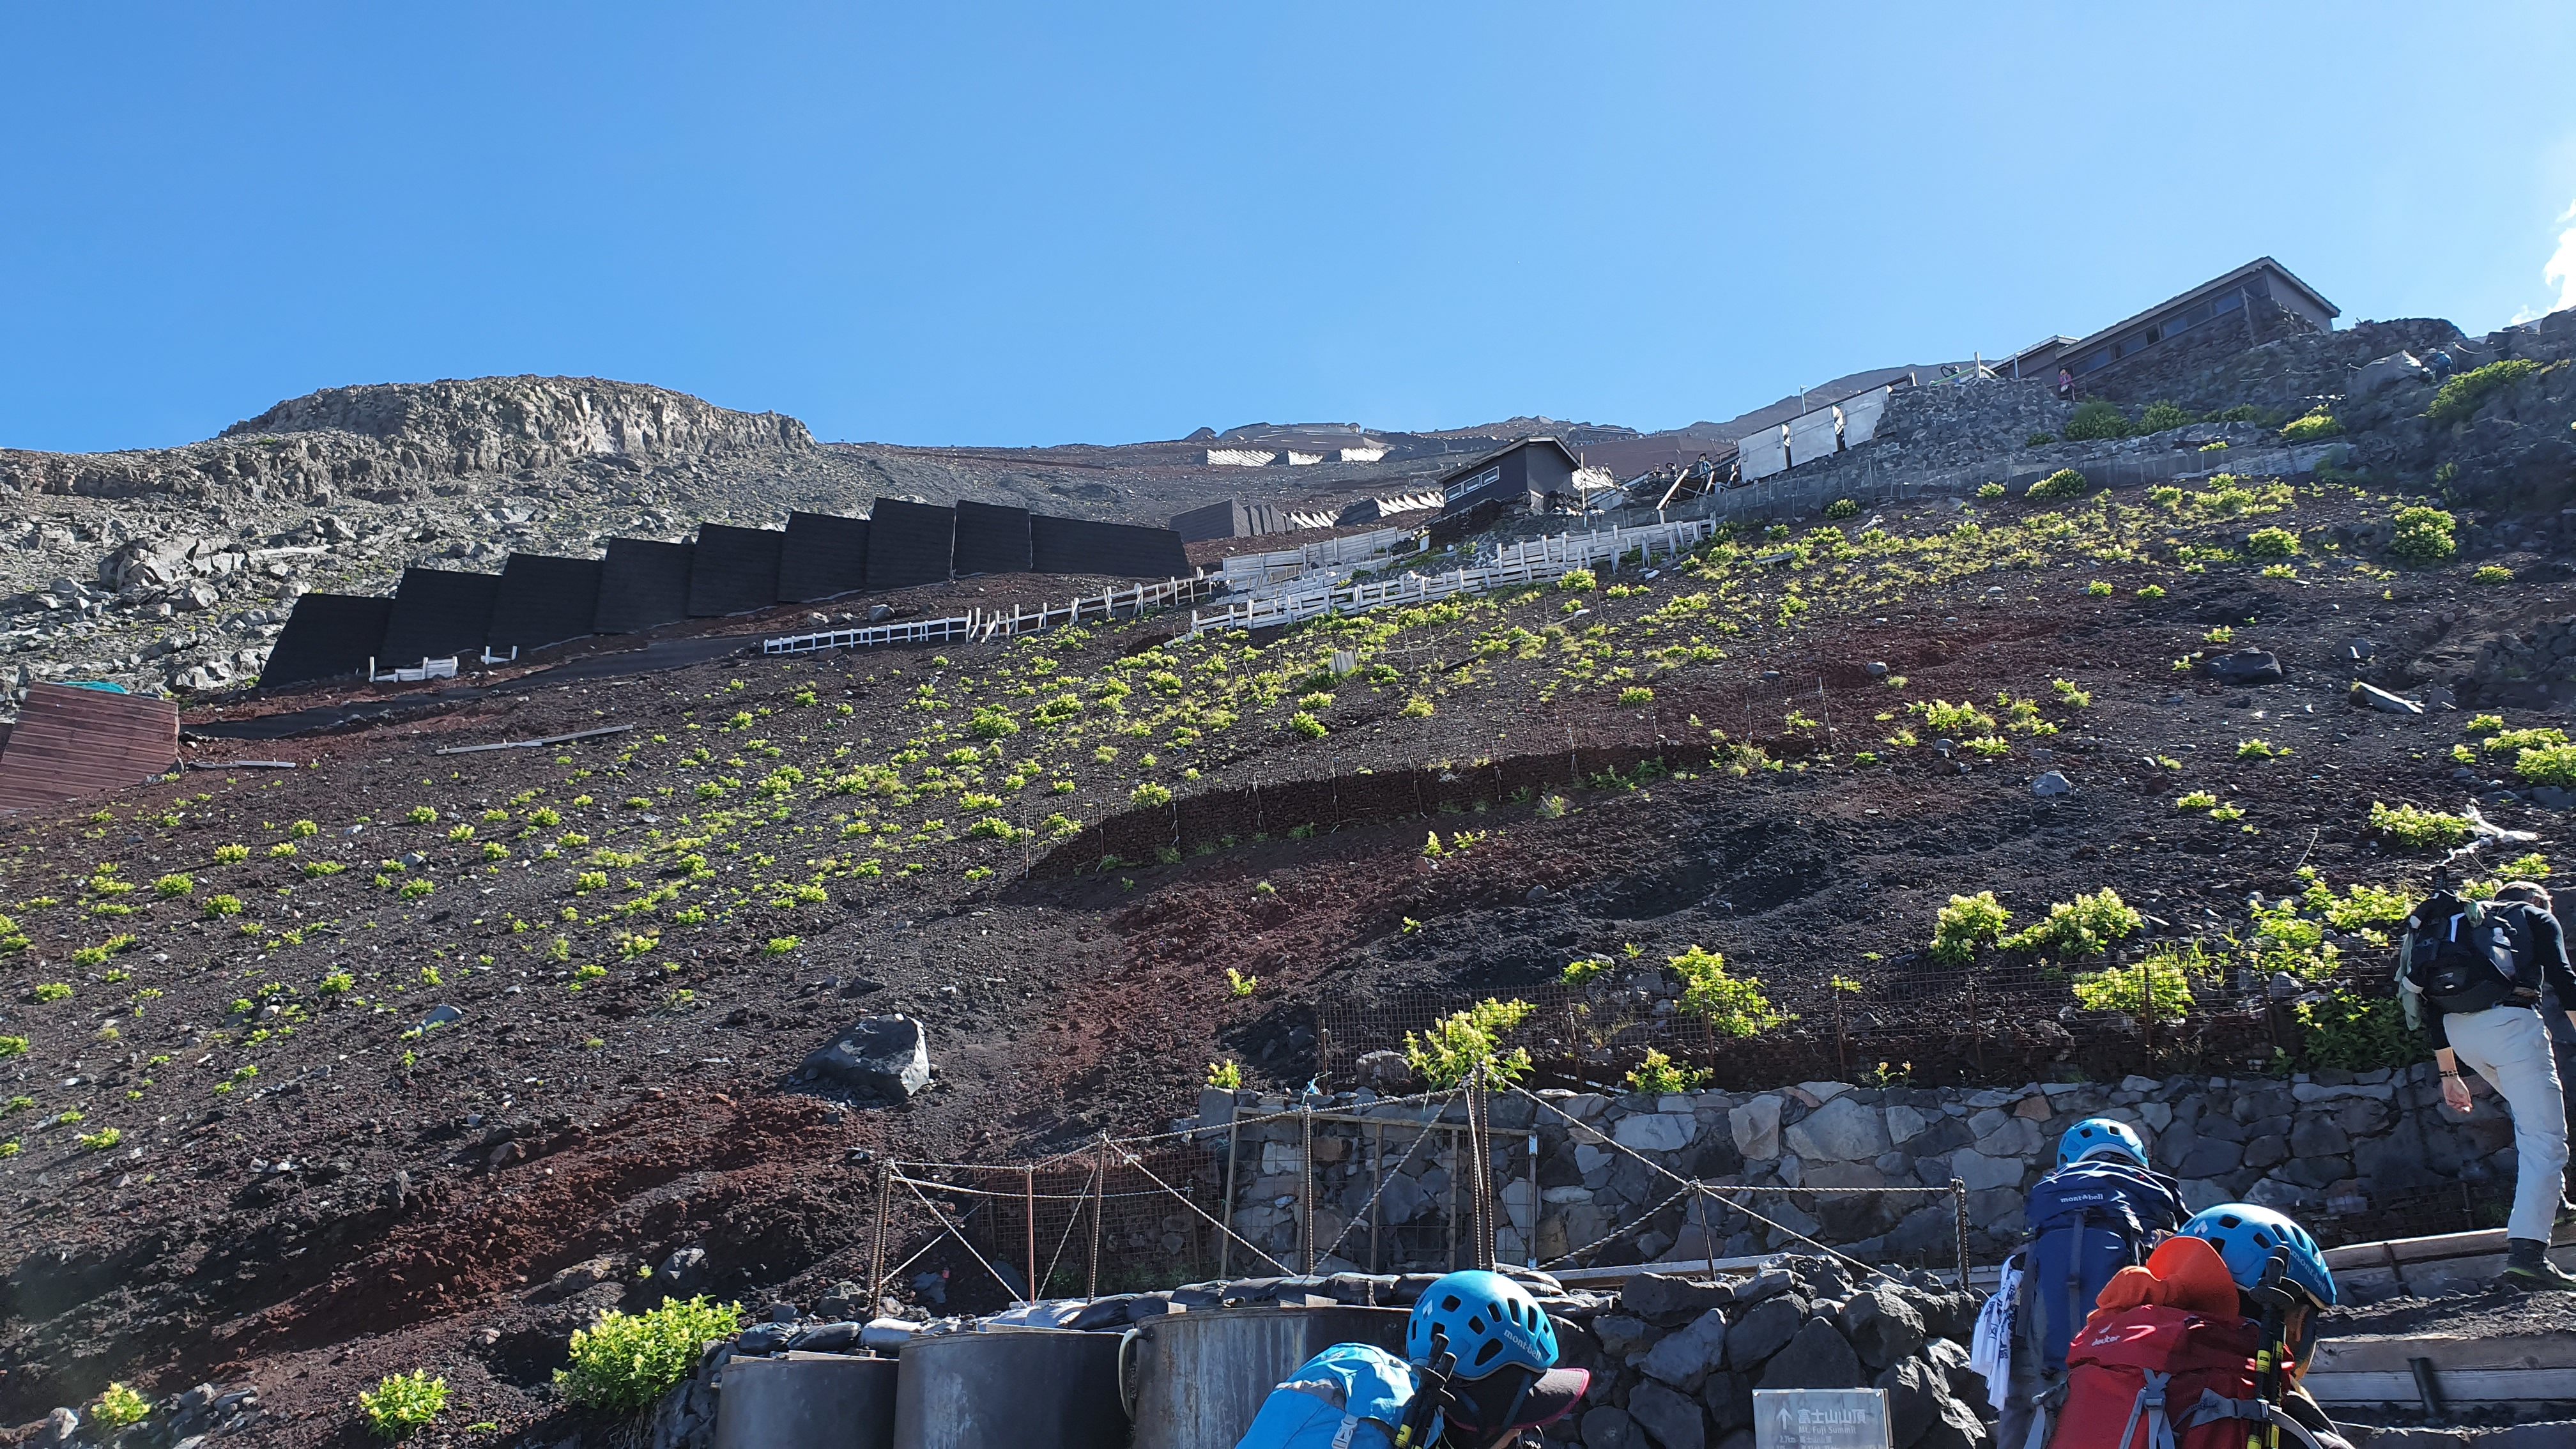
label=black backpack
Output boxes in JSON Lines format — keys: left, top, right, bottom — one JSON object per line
{"left": 2401, "top": 891, "right": 2536, "bottom": 1015}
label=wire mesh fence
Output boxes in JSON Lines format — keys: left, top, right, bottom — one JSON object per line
{"left": 884, "top": 1140, "right": 1235, "bottom": 1301}
{"left": 1317, "top": 956, "right": 2388, "bottom": 1092}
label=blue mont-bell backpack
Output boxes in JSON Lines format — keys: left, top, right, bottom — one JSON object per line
{"left": 1234, "top": 1342, "right": 1422, "bottom": 1449}
{"left": 2018, "top": 1158, "right": 2187, "bottom": 1375}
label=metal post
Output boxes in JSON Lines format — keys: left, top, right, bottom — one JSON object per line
{"left": 1524, "top": 1130, "right": 1540, "bottom": 1269}
{"left": 1446, "top": 1126, "right": 1460, "bottom": 1271}
{"left": 1087, "top": 1135, "right": 1108, "bottom": 1299}
{"left": 867, "top": 1162, "right": 893, "bottom": 1310}
{"left": 1024, "top": 1167, "right": 1039, "bottom": 1304}
{"left": 1701, "top": 1189, "right": 1719, "bottom": 1280}
{"left": 1370, "top": 1119, "right": 1385, "bottom": 1274}
{"left": 1300, "top": 1105, "right": 1315, "bottom": 1275}
{"left": 1219, "top": 1115, "right": 1241, "bottom": 1277}
{"left": 1952, "top": 1177, "right": 1972, "bottom": 1287}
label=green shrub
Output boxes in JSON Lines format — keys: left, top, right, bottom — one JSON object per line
{"left": 2465, "top": 713, "right": 2506, "bottom": 736}
{"left": 0, "top": 1036, "right": 27, "bottom": 1057}
{"left": 2136, "top": 401, "right": 2191, "bottom": 433}
{"left": 1287, "top": 711, "right": 1328, "bottom": 740}
{"left": 2389, "top": 505, "right": 2457, "bottom": 564}
{"left": 1404, "top": 998, "right": 1535, "bottom": 1086}
{"left": 1625, "top": 1047, "right": 1710, "bottom": 1094}
{"left": 2003, "top": 889, "right": 2143, "bottom": 960}
{"left": 557, "top": 1298, "right": 743, "bottom": 1413}
{"left": 2027, "top": 468, "right": 2092, "bottom": 500}
{"left": 1931, "top": 891, "right": 2012, "bottom": 964}
{"left": 2515, "top": 744, "right": 2576, "bottom": 787}
{"left": 2062, "top": 401, "right": 2131, "bottom": 441}
{"left": 1669, "top": 946, "right": 1787, "bottom": 1036}
{"left": 2244, "top": 527, "right": 2299, "bottom": 558}
{"left": 33, "top": 982, "right": 72, "bottom": 1002}
{"left": 2427, "top": 358, "right": 2541, "bottom": 427}
{"left": 153, "top": 873, "right": 194, "bottom": 897}
{"left": 1977, "top": 482, "right": 2005, "bottom": 499}
{"left": 204, "top": 893, "right": 243, "bottom": 917}
{"left": 1130, "top": 781, "right": 1172, "bottom": 808}
{"left": 1205, "top": 1059, "right": 1242, "bottom": 1089}
{"left": 2320, "top": 881, "right": 2416, "bottom": 930}
{"left": 1556, "top": 568, "right": 1597, "bottom": 593}
{"left": 2369, "top": 801, "right": 2471, "bottom": 847}
{"left": 1823, "top": 498, "right": 1859, "bottom": 520}
{"left": 1562, "top": 956, "right": 1609, "bottom": 985}
{"left": 2294, "top": 986, "right": 2419, "bottom": 1071}
{"left": 2472, "top": 565, "right": 2513, "bottom": 585}
{"left": 2278, "top": 408, "right": 2342, "bottom": 441}
{"left": 2072, "top": 953, "right": 2195, "bottom": 1023}
{"left": 1912, "top": 699, "right": 1997, "bottom": 736}
{"left": 92, "top": 1383, "right": 151, "bottom": 1431}
{"left": 2023, "top": 433, "right": 2053, "bottom": 448}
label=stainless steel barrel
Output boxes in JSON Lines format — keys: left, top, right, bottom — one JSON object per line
{"left": 892, "top": 1329, "right": 1128, "bottom": 1449}
{"left": 714, "top": 1353, "right": 899, "bottom": 1449}
{"left": 1122, "top": 1307, "right": 1412, "bottom": 1449}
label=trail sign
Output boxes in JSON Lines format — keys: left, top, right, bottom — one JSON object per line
{"left": 1752, "top": 1388, "right": 1892, "bottom": 1449}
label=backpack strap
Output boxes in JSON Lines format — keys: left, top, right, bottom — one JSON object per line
{"left": 1331, "top": 1413, "right": 1361, "bottom": 1449}
{"left": 2112, "top": 1369, "right": 2179, "bottom": 1449}
{"left": 2176, "top": 1388, "right": 2270, "bottom": 1430}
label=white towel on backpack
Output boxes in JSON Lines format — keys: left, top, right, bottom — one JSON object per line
{"left": 1970, "top": 1252, "right": 2023, "bottom": 1413}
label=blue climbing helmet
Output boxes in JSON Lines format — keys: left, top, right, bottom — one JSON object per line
{"left": 2057, "top": 1116, "right": 2150, "bottom": 1170}
{"left": 1406, "top": 1269, "right": 1558, "bottom": 1379}
{"left": 2179, "top": 1202, "right": 2338, "bottom": 1308}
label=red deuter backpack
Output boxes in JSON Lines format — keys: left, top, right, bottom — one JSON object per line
{"left": 2047, "top": 1304, "right": 2272, "bottom": 1449}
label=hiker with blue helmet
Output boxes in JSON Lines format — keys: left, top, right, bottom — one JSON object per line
{"left": 1234, "top": 1269, "right": 1589, "bottom": 1449}
{"left": 1979, "top": 1116, "right": 2182, "bottom": 1449}
{"left": 2175, "top": 1203, "right": 2356, "bottom": 1449}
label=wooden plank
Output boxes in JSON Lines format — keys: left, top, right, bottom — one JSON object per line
{"left": 2312, "top": 1334, "right": 2576, "bottom": 1376}
{"left": 2305, "top": 1367, "right": 2576, "bottom": 1404}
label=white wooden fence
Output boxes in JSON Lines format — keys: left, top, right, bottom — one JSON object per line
{"left": 1216, "top": 526, "right": 1421, "bottom": 592}
{"left": 1187, "top": 518, "right": 1717, "bottom": 635}
{"left": 762, "top": 574, "right": 1220, "bottom": 657}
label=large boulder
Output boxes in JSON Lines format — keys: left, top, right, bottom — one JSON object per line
{"left": 1840, "top": 1286, "right": 1928, "bottom": 1370}
{"left": 1623, "top": 1272, "right": 1731, "bottom": 1326}
{"left": 1638, "top": 1308, "right": 1731, "bottom": 1390}
{"left": 802, "top": 1015, "right": 933, "bottom": 1101}
{"left": 1724, "top": 1293, "right": 1809, "bottom": 1370}
{"left": 1757, "top": 1317, "right": 1863, "bottom": 1391}
{"left": 1627, "top": 1381, "right": 1706, "bottom": 1449}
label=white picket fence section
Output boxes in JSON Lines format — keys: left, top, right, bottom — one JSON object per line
{"left": 762, "top": 574, "right": 1220, "bottom": 657}
{"left": 1188, "top": 518, "right": 1717, "bottom": 635}
{"left": 1216, "top": 526, "right": 1420, "bottom": 592}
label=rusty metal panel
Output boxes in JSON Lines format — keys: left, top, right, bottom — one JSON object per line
{"left": 0, "top": 684, "right": 181, "bottom": 814}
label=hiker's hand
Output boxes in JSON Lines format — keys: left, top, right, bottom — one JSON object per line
{"left": 2441, "top": 1072, "right": 2473, "bottom": 1114}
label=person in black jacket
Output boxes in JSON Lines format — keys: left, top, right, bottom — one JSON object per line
{"left": 2428, "top": 881, "right": 2576, "bottom": 1289}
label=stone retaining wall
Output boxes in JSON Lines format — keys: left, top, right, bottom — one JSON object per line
{"left": 1202, "top": 1061, "right": 2510, "bottom": 1272}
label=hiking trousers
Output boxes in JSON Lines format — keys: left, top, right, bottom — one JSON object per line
{"left": 2445, "top": 1004, "right": 2572, "bottom": 1243}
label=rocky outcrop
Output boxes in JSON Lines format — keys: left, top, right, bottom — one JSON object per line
{"left": 1, "top": 376, "right": 814, "bottom": 506}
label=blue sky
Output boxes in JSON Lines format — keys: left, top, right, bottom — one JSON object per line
{"left": 6, "top": 4, "right": 2573, "bottom": 454}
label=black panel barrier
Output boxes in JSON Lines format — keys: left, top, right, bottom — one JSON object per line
{"left": 379, "top": 567, "right": 500, "bottom": 667}
{"left": 594, "top": 539, "right": 696, "bottom": 634}
{"left": 778, "top": 512, "right": 871, "bottom": 602}
{"left": 1029, "top": 515, "right": 1190, "bottom": 579}
{"left": 261, "top": 593, "right": 394, "bottom": 688}
{"left": 687, "top": 523, "right": 785, "bottom": 617}
{"left": 488, "top": 553, "right": 604, "bottom": 653}
{"left": 866, "top": 498, "right": 954, "bottom": 590}
{"left": 952, "top": 500, "right": 1032, "bottom": 576}
{"left": 1170, "top": 499, "right": 1246, "bottom": 543}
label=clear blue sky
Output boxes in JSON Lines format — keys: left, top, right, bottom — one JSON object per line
{"left": 6, "top": 4, "right": 2573, "bottom": 454}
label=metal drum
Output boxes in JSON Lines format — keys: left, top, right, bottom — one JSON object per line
{"left": 1121, "top": 1307, "right": 1412, "bottom": 1449}
{"left": 714, "top": 1353, "right": 899, "bottom": 1449}
{"left": 892, "top": 1329, "right": 1128, "bottom": 1449}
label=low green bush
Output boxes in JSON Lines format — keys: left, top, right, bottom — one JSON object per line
{"left": 2027, "top": 468, "right": 2092, "bottom": 500}
{"left": 1930, "top": 891, "right": 2011, "bottom": 964}
{"left": 2427, "top": 358, "right": 2540, "bottom": 427}
{"left": 1823, "top": 498, "right": 1859, "bottom": 520}
{"left": 1404, "top": 998, "right": 1535, "bottom": 1086}
{"left": 2072, "top": 953, "right": 2194, "bottom": 1023}
{"left": 1669, "top": 946, "right": 1786, "bottom": 1037}
{"left": 2244, "top": 527, "right": 2300, "bottom": 558}
{"left": 2279, "top": 408, "right": 2342, "bottom": 441}
{"left": 2062, "top": 401, "right": 2130, "bottom": 441}
{"left": 359, "top": 1371, "right": 447, "bottom": 1440}
{"left": 2368, "top": 801, "right": 2471, "bottom": 848}
{"left": 2388, "top": 505, "right": 2457, "bottom": 565}
{"left": 2003, "top": 889, "right": 2143, "bottom": 960}
{"left": 2136, "top": 401, "right": 2191, "bottom": 433}
{"left": 557, "top": 1298, "right": 743, "bottom": 1413}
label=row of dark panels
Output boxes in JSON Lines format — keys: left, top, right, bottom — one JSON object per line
{"left": 261, "top": 500, "right": 1189, "bottom": 689}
